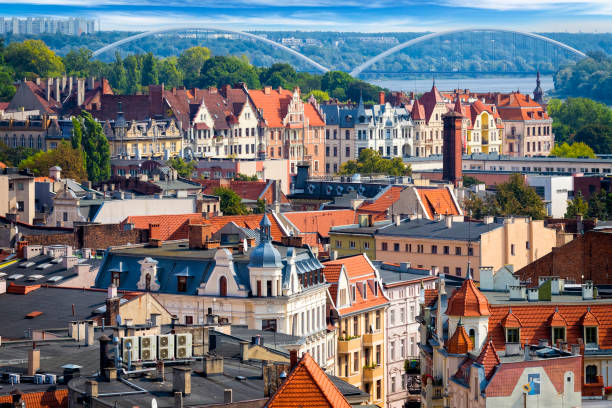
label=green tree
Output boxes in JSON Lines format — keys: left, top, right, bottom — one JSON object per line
{"left": 253, "top": 199, "right": 266, "bottom": 214}
{"left": 73, "top": 111, "right": 110, "bottom": 182}
{"left": 108, "top": 52, "right": 128, "bottom": 93}
{"left": 71, "top": 117, "right": 83, "bottom": 150}
{"left": 0, "top": 143, "right": 38, "bottom": 167}
{"left": 339, "top": 148, "right": 411, "bottom": 176}
{"left": 259, "top": 63, "right": 297, "bottom": 88}
{"left": 573, "top": 124, "right": 612, "bottom": 155}
{"left": 19, "top": 141, "right": 86, "bottom": 181}
{"left": 234, "top": 173, "right": 258, "bottom": 181}
{"left": 463, "top": 175, "right": 484, "bottom": 188}
{"left": 0, "top": 66, "right": 16, "bottom": 101}
{"left": 167, "top": 157, "right": 195, "bottom": 178}
{"left": 124, "top": 55, "right": 142, "bottom": 94}
{"left": 63, "top": 48, "right": 94, "bottom": 77}
{"left": 463, "top": 193, "right": 496, "bottom": 220}
{"left": 495, "top": 174, "right": 546, "bottom": 220}
{"left": 141, "top": 52, "right": 158, "bottom": 87}
{"left": 307, "top": 90, "right": 330, "bottom": 103}
{"left": 198, "top": 56, "right": 260, "bottom": 90}
{"left": 158, "top": 57, "right": 183, "bottom": 88}
{"left": 587, "top": 190, "right": 612, "bottom": 220}
{"left": 5, "top": 40, "right": 64, "bottom": 78}
{"left": 214, "top": 186, "right": 248, "bottom": 215}
{"left": 178, "top": 46, "right": 211, "bottom": 88}
{"left": 565, "top": 192, "right": 589, "bottom": 218}
{"left": 547, "top": 97, "right": 612, "bottom": 145}
{"left": 321, "top": 71, "right": 353, "bottom": 95}
{"left": 550, "top": 142, "right": 596, "bottom": 158}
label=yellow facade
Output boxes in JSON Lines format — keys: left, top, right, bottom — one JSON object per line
{"left": 336, "top": 308, "right": 386, "bottom": 406}
{"left": 329, "top": 231, "right": 376, "bottom": 260}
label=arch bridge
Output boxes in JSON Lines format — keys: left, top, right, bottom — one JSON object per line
{"left": 93, "top": 27, "right": 588, "bottom": 77}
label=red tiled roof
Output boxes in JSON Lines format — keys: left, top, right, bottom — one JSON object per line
{"left": 417, "top": 188, "right": 460, "bottom": 220}
{"left": 205, "top": 214, "right": 286, "bottom": 241}
{"left": 358, "top": 186, "right": 403, "bottom": 217}
{"left": 0, "top": 389, "right": 68, "bottom": 408}
{"left": 122, "top": 213, "right": 203, "bottom": 241}
{"left": 283, "top": 210, "right": 357, "bottom": 239}
{"left": 0, "top": 161, "right": 7, "bottom": 169}
{"left": 548, "top": 308, "right": 568, "bottom": 327}
{"left": 581, "top": 308, "right": 600, "bottom": 326}
{"left": 196, "top": 179, "right": 289, "bottom": 205}
{"left": 424, "top": 289, "right": 438, "bottom": 308}
{"left": 0, "top": 102, "right": 9, "bottom": 110}
{"left": 446, "top": 321, "right": 473, "bottom": 354}
{"left": 249, "top": 88, "right": 325, "bottom": 129}
{"left": 410, "top": 98, "right": 426, "bottom": 121}
{"left": 418, "top": 84, "right": 445, "bottom": 124}
{"left": 323, "top": 255, "right": 388, "bottom": 315}
{"left": 267, "top": 353, "right": 351, "bottom": 408}
{"left": 446, "top": 279, "right": 491, "bottom": 317}
{"left": 488, "top": 304, "right": 612, "bottom": 351}
{"left": 475, "top": 340, "right": 500, "bottom": 381}
{"left": 501, "top": 309, "right": 522, "bottom": 328}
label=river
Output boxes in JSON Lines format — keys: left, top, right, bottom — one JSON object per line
{"left": 369, "top": 75, "right": 554, "bottom": 93}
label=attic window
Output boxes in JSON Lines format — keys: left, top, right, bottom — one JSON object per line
{"left": 374, "top": 281, "right": 379, "bottom": 297}
{"left": 552, "top": 327, "right": 566, "bottom": 343}
{"left": 362, "top": 282, "right": 367, "bottom": 299}
{"left": 351, "top": 285, "right": 356, "bottom": 302}
{"left": 26, "top": 311, "right": 43, "bottom": 319}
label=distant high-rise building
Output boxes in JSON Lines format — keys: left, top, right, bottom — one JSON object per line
{"left": 0, "top": 16, "right": 96, "bottom": 36}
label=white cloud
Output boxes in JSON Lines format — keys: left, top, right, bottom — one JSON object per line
{"left": 441, "top": 0, "right": 612, "bottom": 14}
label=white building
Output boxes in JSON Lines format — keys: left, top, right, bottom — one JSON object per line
{"left": 526, "top": 175, "right": 574, "bottom": 218}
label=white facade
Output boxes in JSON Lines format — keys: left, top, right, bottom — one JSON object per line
{"left": 526, "top": 175, "right": 574, "bottom": 218}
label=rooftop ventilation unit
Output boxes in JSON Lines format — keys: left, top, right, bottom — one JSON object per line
{"left": 44, "top": 374, "right": 57, "bottom": 384}
{"left": 19, "top": 262, "right": 35, "bottom": 268}
{"left": 140, "top": 335, "right": 157, "bottom": 361}
{"left": 27, "top": 275, "right": 44, "bottom": 281}
{"left": 8, "top": 274, "right": 24, "bottom": 280}
{"left": 34, "top": 374, "right": 45, "bottom": 384}
{"left": 47, "top": 276, "right": 63, "bottom": 282}
{"left": 36, "top": 263, "right": 52, "bottom": 270}
{"left": 175, "top": 333, "right": 192, "bottom": 359}
{"left": 158, "top": 334, "right": 175, "bottom": 360}
{"left": 122, "top": 336, "right": 140, "bottom": 363}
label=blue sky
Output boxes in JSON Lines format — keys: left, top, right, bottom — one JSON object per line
{"left": 1, "top": 0, "right": 611, "bottom": 33}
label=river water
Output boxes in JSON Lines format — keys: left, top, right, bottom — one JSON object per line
{"left": 369, "top": 75, "right": 554, "bottom": 93}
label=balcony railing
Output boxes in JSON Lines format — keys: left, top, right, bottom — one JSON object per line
{"left": 338, "top": 336, "right": 361, "bottom": 354}
{"left": 363, "top": 330, "right": 383, "bottom": 346}
{"left": 363, "top": 364, "right": 383, "bottom": 380}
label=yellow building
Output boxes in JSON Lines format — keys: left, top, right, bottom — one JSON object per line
{"left": 329, "top": 223, "right": 379, "bottom": 260}
{"left": 324, "top": 254, "right": 389, "bottom": 406}
{"left": 102, "top": 117, "right": 183, "bottom": 159}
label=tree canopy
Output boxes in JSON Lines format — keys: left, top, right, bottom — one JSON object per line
{"left": 5, "top": 39, "right": 64, "bottom": 79}
{"left": 214, "top": 186, "right": 248, "bottom": 215}
{"left": 339, "top": 148, "right": 411, "bottom": 176}
{"left": 18, "top": 141, "right": 86, "bottom": 181}
{"left": 565, "top": 192, "right": 588, "bottom": 218}
{"left": 550, "top": 142, "right": 596, "bottom": 158}
{"left": 553, "top": 51, "right": 612, "bottom": 104}
{"left": 71, "top": 111, "right": 110, "bottom": 182}
{"left": 167, "top": 157, "right": 195, "bottom": 178}
{"left": 199, "top": 55, "right": 261, "bottom": 90}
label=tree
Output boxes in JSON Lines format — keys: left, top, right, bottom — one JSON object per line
{"left": 547, "top": 97, "right": 612, "bottom": 145}
{"left": 158, "top": 57, "right": 183, "bottom": 88}
{"left": 72, "top": 111, "right": 110, "bottom": 182}
{"left": 339, "top": 148, "right": 411, "bottom": 176}
{"left": 214, "top": 186, "right": 248, "bottom": 215}
{"left": 573, "top": 124, "right": 612, "bottom": 155}
{"left": 495, "top": 174, "right": 546, "bottom": 220}
{"left": 141, "top": 52, "right": 159, "bottom": 87}
{"left": 462, "top": 175, "right": 483, "bottom": 188}
{"left": 0, "top": 66, "right": 16, "bottom": 101}
{"left": 259, "top": 63, "right": 297, "bottom": 88}
{"left": 587, "top": 190, "right": 612, "bottom": 221}
{"left": 565, "top": 192, "right": 588, "bottom": 218}
{"left": 178, "top": 46, "right": 210, "bottom": 88}
{"left": 124, "top": 55, "right": 142, "bottom": 94}
{"left": 5, "top": 40, "right": 64, "bottom": 78}
{"left": 307, "top": 90, "right": 330, "bottom": 103}
{"left": 198, "top": 56, "right": 260, "bottom": 90}
{"left": 253, "top": 199, "right": 266, "bottom": 214}
{"left": 463, "top": 193, "right": 496, "bottom": 220}
{"left": 167, "top": 157, "right": 195, "bottom": 178}
{"left": 234, "top": 173, "right": 258, "bottom": 181}
{"left": 0, "top": 143, "right": 38, "bottom": 167}
{"left": 108, "top": 52, "right": 128, "bottom": 93}
{"left": 321, "top": 71, "right": 353, "bottom": 95}
{"left": 63, "top": 48, "right": 94, "bottom": 77}
{"left": 19, "top": 141, "right": 86, "bottom": 181}
{"left": 550, "top": 142, "right": 596, "bottom": 158}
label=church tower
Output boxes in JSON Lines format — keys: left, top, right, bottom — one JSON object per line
{"left": 533, "top": 70, "right": 543, "bottom": 105}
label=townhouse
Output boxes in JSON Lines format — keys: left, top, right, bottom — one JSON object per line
{"left": 409, "top": 84, "right": 447, "bottom": 157}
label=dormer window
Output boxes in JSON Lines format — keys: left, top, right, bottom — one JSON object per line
{"left": 362, "top": 282, "right": 367, "bottom": 299}
{"left": 585, "top": 326, "right": 598, "bottom": 346}
{"left": 177, "top": 276, "right": 187, "bottom": 292}
{"left": 351, "top": 285, "right": 356, "bottom": 302}
{"left": 506, "top": 328, "right": 520, "bottom": 343}
{"left": 552, "top": 327, "right": 566, "bottom": 343}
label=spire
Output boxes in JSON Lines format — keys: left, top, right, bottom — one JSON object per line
{"left": 259, "top": 214, "right": 272, "bottom": 243}
{"left": 533, "top": 68, "right": 543, "bottom": 104}
{"left": 453, "top": 95, "right": 463, "bottom": 115}
{"left": 357, "top": 92, "right": 366, "bottom": 122}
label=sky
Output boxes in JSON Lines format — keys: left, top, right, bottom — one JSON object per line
{"left": 0, "top": 0, "right": 611, "bottom": 33}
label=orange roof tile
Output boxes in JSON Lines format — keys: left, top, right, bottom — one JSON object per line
{"left": 0, "top": 161, "right": 8, "bottom": 169}
{"left": 488, "top": 304, "right": 612, "bottom": 351}
{"left": 0, "top": 389, "right": 68, "bottom": 408}
{"left": 581, "top": 307, "right": 600, "bottom": 326}
{"left": 445, "top": 279, "right": 491, "bottom": 317}
{"left": 249, "top": 88, "right": 325, "bottom": 129}
{"left": 34, "top": 177, "right": 54, "bottom": 183}
{"left": 324, "top": 255, "right": 388, "bottom": 315}
{"left": 205, "top": 214, "right": 286, "bottom": 241}
{"left": 424, "top": 289, "right": 438, "bottom": 308}
{"left": 358, "top": 186, "right": 403, "bottom": 216}
{"left": 283, "top": 210, "right": 357, "bottom": 239}
{"left": 417, "top": 188, "right": 460, "bottom": 220}
{"left": 267, "top": 353, "right": 351, "bottom": 408}
{"left": 475, "top": 340, "right": 500, "bottom": 381}
{"left": 501, "top": 308, "right": 522, "bottom": 328}
{"left": 447, "top": 321, "right": 473, "bottom": 354}
{"left": 548, "top": 308, "right": 568, "bottom": 327}
{"left": 122, "top": 213, "right": 203, "bottom": 241}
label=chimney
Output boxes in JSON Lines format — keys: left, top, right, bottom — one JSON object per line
{"left": 379, "top": 91, "right": 385, "bottom": 105}
{"left": 174, "top": 392, "right": 183, "bottom": 408}
{"left": 77, "top": 78, "right": 86, "bottom": 106}
{"left": 149, "top": 84, "right": 164, "bottom": 117}
{"left": 62, "top": 255, "right": 78, "bottom": 270}
{"left": 85, "top": 380, "right": 98, "bottom": 397}
{"left": 582, "top": 281, "right": 594, "bottom": 300}
{"left": 188, "top": 223, "right": 213, "bottom": 249}
{"left": 27, "top": 346, "right": 40, "bottom": 375}
{"left": 85, "top": 321, "right": 95, "bottom": 346}
{"left": 74, "top": 264, "right": 91, "bottom": 278}
{"left": 527, "top": 288, "right": 539, "bottom": 301}
{"left": 87, "top": 77, "right": 95, "bottom": 90}
{"left": 35, "top": 77, "right": 41, "bottom": 86}
{"left": 483, "top": 215, "right": 494, "bottom": 224}
{"left": 17, "top": 240, "right": 28, "bottom": 258}
{"left": 46, "top": 79, "right": 52, "bottom": 101}
{"left": 203, "top": 356, "right": 224, "bottom": 377}
{"left": 149, "top": 223, "right": 161, "bottom": 240}
{"left": 445, "top": 216, "right": 452, "bottom": 229}
{"left": 524, "top": 344, "right": 530, "bottom": 361}
{"left": 264, "top": 86, "right": 271, "bottom": 95}
{"left": 394, "top": 214, "right": 401, "bottom": 226}
{"left": 99, "top": 335, "right": 113, "bottom": 379}
{"left": 224, "top": 389, "right": 233, "bottom": 404}
{"left": 331, "top": 250, "right": 338, "bottom": 260}
{"left": 54, "top": 78, "right": 60, "bottom": 102}
{"left": 240, "top": 341, "right": 249, "bottom": 362}
{"left": 105, "top": 292, "right": 120, "bottom": 327}
{"left": 289, "top": 350, "right": 298, "bottom": 369}
{"left": 172, "top": 367, "right": 191, "bottom": 396}
{"left": 442, "top": 111, "right": 463, "bottom": 187}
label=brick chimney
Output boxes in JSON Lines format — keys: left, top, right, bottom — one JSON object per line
{"left": 149, "top": 223, "right": 161, "bottom": 240}
{"left": 442, "top": 111, "right": 463, "bottom": 187}
{"left": 379, "top": 91, "right": 385, "bottom": 105}
{"left": 17, "top": 241, "right": 28, "bottom": 258}
{"left": 189, "top": 223, "right": 212, "bottom": 249}
{"left": 289, "top": 349, "right": 299, "bottom": 369}
{"left": 149, "top": 84, "right": 165, "bottom": 117}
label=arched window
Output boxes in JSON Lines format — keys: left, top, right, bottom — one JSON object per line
{"left": 145, "top": 273, "right": 151, "bottom": 291}
{"left": 219, "top": 276, "right": 227, "bottom": 297}
{"left": 586, "top": 365, "right": 598, "bottom": 383}
{"left": 469, "top": 328, "right": 475, "bottom": 346}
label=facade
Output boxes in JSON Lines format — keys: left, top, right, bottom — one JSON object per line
{"left": 375, "top": 216, "right": 557, "bottom": 281}
{"left": 249, "top": 87, "right": 326, "bottom": 176}
{"left": 410, "top": 85, "right": 447, "bottom": 157}
{"left": 377, "top": 262, "right": 437, "bottom": 408}
{"left": 323, "top": 254, "right": 389, "bottom": 406}
{"left": 453, "top": 99, "right": 504, "bottom": 155}
{"left": 0, "top": 169, "right": 36, "bottom": 224}
{"left": 95, "top": 215, "right": 332, "bottom": 371}
{"left": 0, "top": 17, "right": 95, "bottom": 35}
{"left": 526, "top": 175, "right": 574, "bottom": 218}
{"left": 0, "top": 116, "right": 49, "bottom": 151}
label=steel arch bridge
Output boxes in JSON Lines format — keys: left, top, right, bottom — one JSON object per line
{"left": 349, "top": 28, "right": 587, "bottom": 77}
{"left": 91, "top": 26, "right": 330, "bottom": 73}
{"left": 92, "top": 27, "right": 587, "bottom": 77}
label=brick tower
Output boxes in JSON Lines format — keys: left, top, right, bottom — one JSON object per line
{"left": 442, "top": 111, "right": 463, "bottom": 187}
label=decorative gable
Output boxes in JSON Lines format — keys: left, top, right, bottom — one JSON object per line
{"left": 137, "top": 257, "right": 160, "bottom": 291}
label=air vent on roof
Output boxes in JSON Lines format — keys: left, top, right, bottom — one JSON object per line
{"left": 19, "top": 262, "right": 35, "bottom": 268}
{"left": 47, "top": 276, "right": 63, "bottom": 282}
{"left": 27, "top": 275, "right": 44, "bottom": 281}
{"left": 36, "top": 263, "right": 52, "bottom": 270}
{"left": 8, "top": 274, "right": 24, "bottom": 280}
{"left": 0, "top": 272, "right": 6, "bottom": 278}
{"left": 51, "top": 257, "right": 63, "bottom": 264}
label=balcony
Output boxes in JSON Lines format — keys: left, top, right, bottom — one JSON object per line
{"left": 584, "top": 376, "right": 604, "bottom": 397}
{"left": 338, "top": 336, "right": 361, "bottom": 354}
{"left": 363, "top": 330, "right": 383, "bottom": 346}
{"left": 337, "top": 371, "right": 361, "bottom": 384}
{"left": 363, "top": 364, "right": 383, "bottom": 381}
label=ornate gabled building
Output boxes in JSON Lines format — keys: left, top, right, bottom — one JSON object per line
{"left": 410, "top": 83, "right": 447, "bottom": 157}
{"left": 95, "top": 214, "right": 333, "bottom": 371}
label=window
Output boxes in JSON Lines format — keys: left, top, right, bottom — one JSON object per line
{"left": 394, "top": 243, "right": 400, "bottom": 252}
{"left": 511, "top": 244, "right": 515, "bottom": 256}
{"left": 443, "top": 266, "right": 450, "bottom": 274}
{"left": 400, "top": 339, "right": 405, "bottom": 358}
{"left": 267, "top": 280, "right": 272, "bottom": 296}
{"left": 400, "top": 307, "right": 405, "bottom": 323}
{"left": 17, "top": 183, "right": 24, "bottom": 191}
{"left": 353, "top": 316, "right": 359, "bottom": 336}
{"left": 467, "top": 247, "right": 473, "bottom": 256}
{"left": 353, "top": 352, "right": 359, "bottom": 373}
{"left": 431, "top": 245, "right": 437, "bottom": 254}
{"left": 417, "top": 244, "right": 424, "bottom": 253}
{"left": 262, "top": 319, "right": 277, "bottom": 332}
{"left": 335, "top": 240, "right": 342, "bottom": 248}
{"left": 469, "top": 328, "right": 475, "bottom": 346}
{"left": 381, "top": 242, "right": 388, "bottom": 251}
{"left": 455, "top": 247, "right": 461, "bottom": 255}
{"left": 586, "top": 326, "right": 598, "bottom": 345}
{"left": 553, "top": 327, "right": 566, "bottom": 343}
{"left": 363, "top": 241, "right": 370, "bottom": 249}
{"left": 526, "top": 241, "right": 530, "bottom": 249}
{"left": 390, "top": 341, "right": 396, "bottom": 361}
{"left": 506, "top": 328, "right": 520, "bottom": 343}
{"left": 345, "top": 146, "right": 350, "bottom": 157}
{"left": 443, "top": 246, "right": 449, "bottom": 255}
{"left": 257, "top": 280, "right": 262, "bottom": 297}
{"left": 455, "top": 267, "right": 461, "bottom": 276}
{"left": 390, "top": 310, "right": 395, "bottom": 326}
{"left": 349, "top": 241, "right": 356, "bottom": 249}
{"left": 362, "top": 282, "right": 367, "bottom": 299}
{"left": 185, "top": 315, "right": 193, "bottom": 325}
{"left": 391, "top": 375, "right": 396, "bottom": 393}
{"left": 63, "top": 212, "right": 68, "bottom": 222}
{"left": 376, "top": 379, "right": 382, "bottom": 400}
{"left": 586, "top": 365, "right": 598, "bottom": 383}
{"left": 376, "top": 344, "right": 381, "bottom": 364}
{"left": 17, "top": 201, "right": 24, "bottom": 212}
{"left": 177, "top": 276, "right": 187, "bottom": 292}
{"left": 405, "top": 244, "right": 411, "bottom": 252}
{"left": 375, "top": 311, "right": 381, "bottom": 330}
{"left": 351, "top": 285, "right": 356, "bottom": 302}
{"left": 219, "top": 276, "right": 227, "bottom": 296}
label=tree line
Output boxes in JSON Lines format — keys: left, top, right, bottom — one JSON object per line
{"left": 554, "top": 51, "right": 612, "bottom": 104}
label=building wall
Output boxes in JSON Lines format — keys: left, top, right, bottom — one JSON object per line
{"left": 116, "top": 293, "right": 174, "bottom": 326}
{"left": 526, "top": 175, "right": 573, "bottom": 218}
{"left": 92, "top": 197, "right": 197, "bottom": 224}
{"left": 0, "top": 175, "right": 36, "bottom": 224}
{"left": 328, "top": 232, "right": 376, "bottom": 260}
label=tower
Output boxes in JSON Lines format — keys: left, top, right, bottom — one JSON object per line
{"left": 442, "top": 111, "right": 463, "bottom": 187}
{"left": 533, "top": 69, "right": 543, "bottom": 105}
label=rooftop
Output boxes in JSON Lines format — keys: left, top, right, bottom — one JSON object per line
{"left": 376, "top": 217, "right": 501, "bottom": 241}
